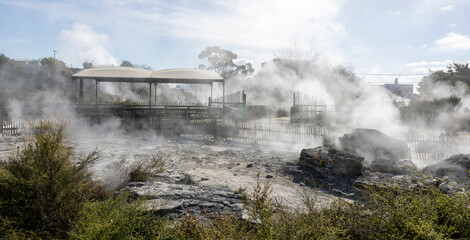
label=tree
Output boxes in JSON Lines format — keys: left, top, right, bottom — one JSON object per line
{"left": 198, "top": 46, "right": 254, "bottom": 78}
{"left": 0, "top": 54, "right": 9, "bottom": 66}
{"left": 120, "top": 60, "right": 134, "bottom": 67}
{"left": 418, "top": 63, "right": 470, "bottom": 99}
{"left": 83, "top": 61, "right": 93, "bottom": 69}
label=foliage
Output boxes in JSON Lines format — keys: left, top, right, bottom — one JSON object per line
{"left": 401, "top": 95, "right": 462, "bottom": 128}
{"left": 70, "top": 193, "right": 171, "bottom": 240}
{"left": 341, "top": 185, "right": 470, "bottom": 239}
{"left": 120, "top": 60, "right": 134, "bottom": 67}
{"left": 82, "top": 61, "right": 93, "bottom": 69}
{"left": 0, "top": 54, "right": 72, "bottom": 101}
{"left": 419, "top": 63, "right": 470, "bottom": 99}
{"left": 127, "top": 155, "right": 165, "bottom": 182}
{"left": 0, "top": 121, "right": 105, "bottom": 239}
{"left": 198, "top": 46, "right": 254, "bottom": 78}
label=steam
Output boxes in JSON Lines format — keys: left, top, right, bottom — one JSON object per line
{"left": 59, "top": 23, "right": 118, "bottom": 67}
{"left": 228, "top": 55, "right": 406, "bottom": 137}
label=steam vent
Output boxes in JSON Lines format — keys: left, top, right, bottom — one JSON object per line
{"left": 2, "top": 36, "right": 470, "bottom": 237}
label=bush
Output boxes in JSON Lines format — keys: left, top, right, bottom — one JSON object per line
{"left": 0, "top": 121, "right": 104, "bottom": 239}
{"left": 70, "top": 193, "right": 171, "bottom": 240}
{"left": 128, "top": 155, "right": 165, "bottom": 182}
{"left": 339, "top": 184, "right": 470, "bottom": 239}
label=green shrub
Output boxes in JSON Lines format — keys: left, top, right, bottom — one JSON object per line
{"left": 0, "top": 121, "right": 104, "bottom": 239}
{"left": 128, "top": 155, "right": 165, "bottom": 182}
{"left": 70, "top": 193, "right": 171, "bottom": 240}
{"left": 340, "top": 184, "right": 470, "bottom": 239}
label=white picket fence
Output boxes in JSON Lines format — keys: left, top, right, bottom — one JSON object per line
{"left": 3, "top": 117, "right": 470, "bottom": 161}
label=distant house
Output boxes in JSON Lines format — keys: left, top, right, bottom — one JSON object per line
{"left": 383, "top": 78, "right": 414, "bottom": 99}
{"left": 12, "top": 59, "right": 29, "bottom": 65}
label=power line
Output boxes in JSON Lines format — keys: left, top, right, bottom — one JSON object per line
{"left": 354, "top": 73, "right": 427, "bottom": 76}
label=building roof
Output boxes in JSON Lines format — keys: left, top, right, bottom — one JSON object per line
{"left": 72, "top": 67, "right": 223, "bottom": 84}
{"left": 150, "top": 68, "right": 223, "bottom": 84}
{"left": 72, "top": 66, "right": 151, "bottom": 81}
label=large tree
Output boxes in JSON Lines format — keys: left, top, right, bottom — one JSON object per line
{"left": 418, "top": 63, "right": 470, "bottom": 100}
{"left": 198, "top": 46, "right": 254, "bottom": 78}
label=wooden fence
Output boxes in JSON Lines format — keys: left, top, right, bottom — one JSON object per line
{"left": 233, "top": 121, "right": 470, "bottom": 161}
{"left": 232, "top": 121, "right": 344, "bottom": 148}
{"left": 291, "top": 91, "right": 335, "bottom": 123}
{"left": 3, "top": 115, "right": 470, "bottom": 162}
{"left": 212, "top": 90, "right": 246, "bottom": 108}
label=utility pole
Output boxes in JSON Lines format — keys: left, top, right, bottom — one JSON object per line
{"left": 53, "top": 50, "right": 58, "bottom": 59}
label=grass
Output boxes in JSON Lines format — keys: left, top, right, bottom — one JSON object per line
{"left": 127, "top": 155, "right": 166, "bottom": 182}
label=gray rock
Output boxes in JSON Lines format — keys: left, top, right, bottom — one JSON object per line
{"left": 339, "top": 128, "right": 417, "bottom": 175}
{"left": 299, "top": 147, "right": 364, "bottom": 177}
{"left": 123, "top": 170, "right": 244, "bottom": 219}
{"left": 285, "top": 147, "right": 365, "bottom": 198}
{"left": 370, "top": 158, "right": 419, "bottom": 176}
{"left": 423, "top": 154, "right": 470, "bottom": 183}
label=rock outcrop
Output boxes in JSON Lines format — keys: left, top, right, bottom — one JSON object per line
{"left": 123, "top": 170, "right": 245, "bottom": 219}
{"left": 284, "top": 146, "right": 365, "bottom": 197}
{"left": 339, "top": 128, "right": 418, "bottom": 175}
{"left": 423, "top": 154, "right": 470, "bottom": 183}
{"left": 299, "top": 147, "right": 364, "bottom": 177}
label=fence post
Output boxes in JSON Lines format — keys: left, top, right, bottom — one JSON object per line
{"left": 0, "top": 110, "right": 3, "bottom": 135}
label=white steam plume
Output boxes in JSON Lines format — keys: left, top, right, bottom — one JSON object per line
{"left": 59, "top": 22, "right": 118, "bottom": 67}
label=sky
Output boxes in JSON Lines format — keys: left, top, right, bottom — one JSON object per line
{"left": 1, "top": 0, "right": 470, "bottom": 84}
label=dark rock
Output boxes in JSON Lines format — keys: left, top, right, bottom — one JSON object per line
{"left": 339, "top": 128, "right": 411, "bottom": 161}
{"left": 246, "top": 163, "right": 254, "bottom": 168}
{"left": 370, "top": 158, "right": 419, "bottom": 176}
{"left": 123, "top": 170, "right": 244, "bottom": 219}
{"left": 266, "top": 175, "right": 274, "bottom": 179}
{"left": 285, "top": 147, "right": 365, "bottom": 198}
{"left": 339, "top": 128, "right": 417, "bottom": 175}
{"left": 423, "top": 154, "right": 470, "bottom": 183}
{"left": 299, "top": 147, "right": 364, "bottom": 177}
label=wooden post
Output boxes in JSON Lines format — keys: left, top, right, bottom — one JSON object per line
{"left": 154, "top": 83, "right": 158, "bottom": 105}
{"left": 149, "top": 82, "right": 152, "bottom": 108}
{"left": 222, "top": 81, "right": 225, "bottom": 108}
{"left": 71, "top": 78, "right": 75, "bottom": 103}
{"left": 95, "top": 80, "right": 99, "bottom": 105}
{"left": 293, "top": 91, "right": 296, "bottom": 106}
{"left": 79, "top": 78, "right": 84, "bottom": 106}
{"left": 210, "top": 83, "right": 213, "bottom": 107}
{"left": 242, "top": 90, "right": 246, "bottom": 108}
{"left": 0, "top": 110, "right": 3, "bottom": 135}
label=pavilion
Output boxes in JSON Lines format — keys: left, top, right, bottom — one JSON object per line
{"left": 71, "top": 67, "right": 225, "bottom": 107}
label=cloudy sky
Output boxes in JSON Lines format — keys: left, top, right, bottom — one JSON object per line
{"left": 1, "top": 0, "right": 469, "bottom": 83}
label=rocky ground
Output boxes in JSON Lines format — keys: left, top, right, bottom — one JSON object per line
{"left": 2, "top": 128, "right": 468, "bottom": 219}
{"left": 0, "top": 131, "right": 345, "bottom": 217}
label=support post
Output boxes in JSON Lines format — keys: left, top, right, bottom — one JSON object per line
{"left": 71, "top": 78, "right": 75, "bottom": 103}
{"left": 154, "top": 83, "right": 158, "bottom": 105}
{"left": 149, "top": 82, "right": 152, "bottom": 108}
{"left": 242, "top": 90, "right": 246, "bottom": 108}
{"left": 95, "top": 80, "right": 99, "bottom": 105}
{"left": 79, "top": 78, "right": 84, "bottom": 106}
{"left": 222, "top": 81, "right": 225, "bottom": 108}
{"left": 293, "top": 91, "right": 296, "bottom": 106}
{"left": 0, "top": 110, "right": 3, "bottom": 134}
{"left": 210, "top": 83, "right": 213, "bottom": 107}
